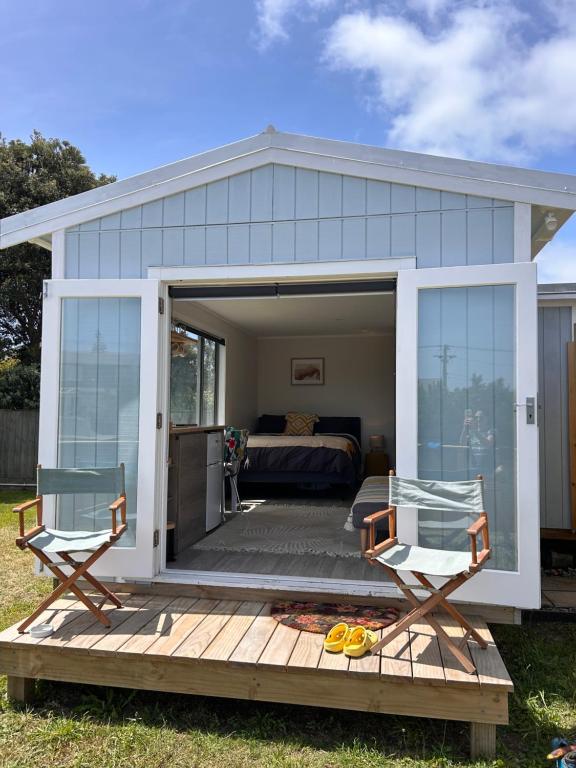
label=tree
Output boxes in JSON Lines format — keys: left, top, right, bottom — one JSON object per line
{"left": 0, "top": 132, "right": 115, "bottom": 404}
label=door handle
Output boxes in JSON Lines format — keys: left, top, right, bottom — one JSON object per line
{"left": 514, "top": 397, "right": 536, "bottom": 424}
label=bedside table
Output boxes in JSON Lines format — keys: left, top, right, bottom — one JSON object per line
{"left": 364, "top": 451, "right": 390, "bottom": 477}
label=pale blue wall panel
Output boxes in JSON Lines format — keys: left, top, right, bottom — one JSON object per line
{"left": 65, "top": 234, "right": 79, "bottom": 278}
{"left": 441, "top": 210, "right": 467, "bottom": 266}
{"left": 441, "top": 191, "right": 466, "bottom": 210}
{"left": 78, "top": 232, "right": 100, "bottom": 278}
{"left": 99, "top": 230, "right": 121, "bottom": 278}
{"left": 416, "top": 212, "right": 441, "bottom": 268}
{"left": 251, "top": 166, "right": 273, "bottom": 221}
{"left": 391, "top": 184, "right": 416, "bottom": 214}
{"left": 100, "top": 213, "right": 122, "bottom": 230}
{"left": 273, "top": 165, "right": 296, "bottom": 220}
{"left": 467, "top": 195, "right": 492, "bottom": 208}
{"left": 79, "top": 219, "right": 99, "bottom": 232}
{"left": 206, "top": 227, "right": 227, "bottom": 264}
{"left": 493, "top": 206, "right": 514, "bottom": 263}
{"left": 295, "top": 220, "right": 318, "bottom": 261}
{"left": 367, "top": 216, "right": 391, "bottom": 259}
{"left": 319, "top": 219, "right": 342, "bottom": 260}
{"left": 183, "top": 227, "right": 206, "bottom": 265}
{"left": 416, "top": 188, "right": 441, "bottom": 212}
{"left": 467, "top": 208, "right": 493, "bottom": 265}
{"left": 342, "top": 218, "right": 366, "bottom": 260}
{"left": 272, "top": 221, "right": 295, "bottom": 262}
{"left": 227, "top": 225, "right": 250, "bottom": 264}
{"left": 342, "top": 176, "right": 366, "bottom": 216}
{"left": 163, "top": 193, "right": 185, "bottom": 227}
{"left": 295, "top": 168, "right": 318, "bottom": 219}
{"left": 162, "top": 228, "right": 184, "bottom": 266}
{"left": 250, "top": 223, "right": 272, "bottom": 263}
{"left": 206, "top": 179, "right": 229, "bottom": 225}
{"left": 141, "top": 229, "right": 163, "bottom": 268}
{"left": 120, "top": 231, "right": 141, "bottom": 277}
{"left": 319, "top": 171, "right": 342, "bottom": 218}
{"left": 185, "top": 187, "right": 207, "bottom": 225}
{"left": 367, "top": 180, "right": 391, "bottom": 215}
{"left": 66, "top": 163, "right": 515, "bottom": 275}
{"left": 228, "top": 172, "right": 251, "bottom": 223}
{"left": 142, "top": 199, "right": 163, "bottom": 228}
{"left": 391, "top": 214, "right": 415, "bottom": 256}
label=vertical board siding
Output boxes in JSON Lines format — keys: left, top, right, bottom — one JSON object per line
{"left": 0, "top": 410, "right": 39, "bottom": 485}
{"left": 65, "top": 163, "right": 514, "bottom": 277}
{"left": 539, "top": 306, "right": 573, "bottom": 529}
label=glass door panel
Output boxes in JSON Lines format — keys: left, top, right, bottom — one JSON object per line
{"left": 58, "top": 297, "right": 141, "bottom": 546}
{"left": 396, "top": 263, "right": 539, "bottom": 608}
{"left": 39, "top": 279, "right": 161, "bottom": 579}
{"left": 417, "top": 285, "right": 516, "bottom": 570}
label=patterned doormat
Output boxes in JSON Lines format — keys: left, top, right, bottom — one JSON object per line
{"left": 270, "top": 600, "right": 400, "bottom": 634}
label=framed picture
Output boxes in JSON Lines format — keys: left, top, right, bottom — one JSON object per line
{"left": 291, "top": 357, "right": 325, "bottom": 385}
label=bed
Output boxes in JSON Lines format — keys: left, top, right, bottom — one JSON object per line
{"left": 240, "top": 415, "right": 362, "bottom": 489}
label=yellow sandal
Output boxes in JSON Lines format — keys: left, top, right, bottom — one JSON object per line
{"left": 344, "top": 625, "right": 379, "bottom": 657}
{"left": 323, "top": 622, "right": 351, "bottom": 653}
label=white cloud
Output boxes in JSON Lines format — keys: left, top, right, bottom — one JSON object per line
{"left": 536, "top": 233, "right": 576, "bottom": 284}
{"left": 255, "top": 0, "right": 335, "bottom": 47}
{"left": 323, "top": 2, "right": 576, "bottom": 161}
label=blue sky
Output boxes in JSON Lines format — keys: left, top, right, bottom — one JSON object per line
{"left": 1, "top": 0, "right": 575, "bottom": 281}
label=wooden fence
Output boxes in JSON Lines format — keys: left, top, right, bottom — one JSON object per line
{"left": 0, "top": 410, "right": 39, "bottom": 486}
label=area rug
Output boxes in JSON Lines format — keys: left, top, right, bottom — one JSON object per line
{"left": 193, "top": 501, "right": 360, "bottom": 558}
{"left": 270, "top": 600, "right": 400, "bottom": 634}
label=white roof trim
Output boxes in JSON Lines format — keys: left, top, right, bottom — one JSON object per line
{"left": 2, "top": 130, "right": 576, "bottom": 250}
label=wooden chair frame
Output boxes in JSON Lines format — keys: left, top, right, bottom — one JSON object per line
{"left": 363, "top": 470, "right": 491, "bottom": 674}
{"left": 14, "top": 467, "right": 127, "bottom": 634}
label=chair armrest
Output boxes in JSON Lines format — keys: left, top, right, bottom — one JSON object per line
{"left": 365, "top": 537, "right": 398, "bottom": 559}
{"left": 16, "top": 525, "right": 46, "bottom": 549}
{"left": 467, "top": 512, "right": 490, "bottom": 568}
{"left": 109, "top": 495, "right": 127, "bottom": 534}
{"left": 363, "top": 507, "right": 395, "bottom": 525}
{"left": 363, "top": 506, "right": 396, "bottom": 553}
{"left": 13, "top": 497, "right": 42, "bottom": 537}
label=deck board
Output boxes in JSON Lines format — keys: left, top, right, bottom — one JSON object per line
{"left": 202, "top": 601, "right": 264, "bottom": 661}
{"left": 0, "top": 592, "right": 512, "bottom": 736}
{"left": 409, "top": 620, "right": 446, "bottom": 684}
{"left": 174, "top": 600, "right": 242, "bottom": 659}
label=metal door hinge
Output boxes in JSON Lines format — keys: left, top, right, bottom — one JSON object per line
{"left": 156, "top": 412, "right": 163, "bottom": 429}
{"left": 158, "top": 297, "right": 165, "bottom": 315}
{"left": 43, "top": 281, "right": 49, "bottom": 298}
{"left": 153, "top": 530, "right": 160, "bottom": 547}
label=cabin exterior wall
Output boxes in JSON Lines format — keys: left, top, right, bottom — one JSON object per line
{"left": 64, "top": 164, "right": 514, "bottom": 277}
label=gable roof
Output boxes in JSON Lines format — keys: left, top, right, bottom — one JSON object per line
{"left": 2, "top": 128, "right": 576, "bottom": 250}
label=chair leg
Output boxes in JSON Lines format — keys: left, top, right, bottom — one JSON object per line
{"left": 18, "top": 544, "right": 118, "bottom": 633}
{"left": 368, "top": 563, "right": 478, "bottom": 674}
{"left": 60, "top": 552, "right": 122, "bottom": 609}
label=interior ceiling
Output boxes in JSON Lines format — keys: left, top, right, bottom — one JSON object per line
{"left": 189, "top": 293, "right": 396, "bottom": 337}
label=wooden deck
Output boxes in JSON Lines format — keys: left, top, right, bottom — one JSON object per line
{"left": 0, "top": 592, "right": 513, "bottom": 759}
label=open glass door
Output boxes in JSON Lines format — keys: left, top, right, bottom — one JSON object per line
{"left": 39, "top": 279, "right": 163, "bottom": 579}
{"left": 396, "top": 263, "right": 540, "bottom": 609}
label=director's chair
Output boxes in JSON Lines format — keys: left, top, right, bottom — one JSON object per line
{"left": 363, "top": 470, "right": 491, "bottom": 674}
{"left": 14, "top": 464, "right": 127, "bottom": 634}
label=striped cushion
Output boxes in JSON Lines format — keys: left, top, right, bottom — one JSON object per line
{"left": 351, "top": 476, "right": 390, "bottom": 530}
{"left": 284, "top": 412, "right": 319, "bottom": 436}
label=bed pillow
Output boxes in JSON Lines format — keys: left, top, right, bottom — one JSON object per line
{"left": 284, "top": 412, "right": 319, "bottom": 436}
{"left": 257, "top": 414, "right": 287, "bottom": 433}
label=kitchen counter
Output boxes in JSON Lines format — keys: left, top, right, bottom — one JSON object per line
{"left": 169, "top": 425, "right": 226, "bottom": 435}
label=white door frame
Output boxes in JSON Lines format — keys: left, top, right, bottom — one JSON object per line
{"left": 396, "top": 262, "right": 540, "bottom": 609}
{"left": 39, "top": 278, "right": 162, "bottom": 579}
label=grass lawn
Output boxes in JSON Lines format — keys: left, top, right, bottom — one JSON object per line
{"left": 0, "top": 491, "right": 575, "bottom": 767}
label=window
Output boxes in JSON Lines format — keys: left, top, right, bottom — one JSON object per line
{"left": 170, "top": 322, "right": 222, "bottom": 427}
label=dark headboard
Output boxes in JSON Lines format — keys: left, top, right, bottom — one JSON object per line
{"left": 315, "top": 417, "right": 362, "bottom": 447}
{"left": 256, "top": 414, "right": 362, "bottom": 447}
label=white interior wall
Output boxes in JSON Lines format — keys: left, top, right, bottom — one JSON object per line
{"left": 172, "top": 301, "right": 258, "bottom": 430}
{"left": 256, "top": 335, "right": 395, "bottom": 456}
